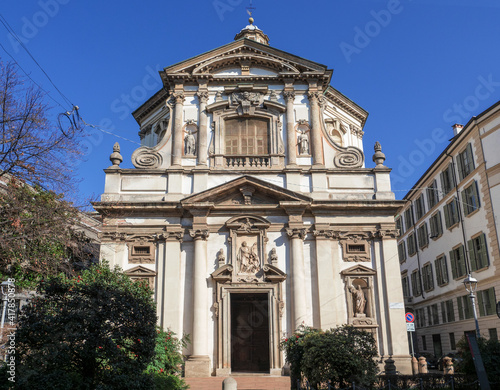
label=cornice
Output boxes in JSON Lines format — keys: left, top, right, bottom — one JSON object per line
{"left": 325, "top": 86, "right": 369, "bottom": 126}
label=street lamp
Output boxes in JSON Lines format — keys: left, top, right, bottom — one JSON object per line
{"left": 463, "top": 274, "right": 481, "bottom": 339}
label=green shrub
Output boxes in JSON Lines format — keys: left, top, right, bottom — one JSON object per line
{"left": 12, "top": 262, "right": 157, "bottom": 389}
{"left": 457, "top": 335, "right": 500, "bottom": 382}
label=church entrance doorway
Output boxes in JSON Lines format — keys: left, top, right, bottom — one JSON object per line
{"left": 230, "top": 293, "right": 270, "bottom": 373}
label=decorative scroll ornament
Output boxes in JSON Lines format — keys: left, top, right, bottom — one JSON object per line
{"left": 283, "top": 90, "right": 295, "bottom": 102}
{"left": 286, "top": 228, "right": 307, "bottom": 240}
{"left": 131, "top": 146, "right": 163, "bottom": 169}
{"left": 321, "top": 114, "right": 364, "bottom": 168}
{"left": 196, "top": 91, "right": 209, "bottom": 104}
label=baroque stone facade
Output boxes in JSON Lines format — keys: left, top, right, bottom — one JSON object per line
{"left": 94, "top": 20, "right": 411, "bottom": 377}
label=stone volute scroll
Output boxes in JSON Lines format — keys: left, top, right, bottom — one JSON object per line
{"left": 320, "top": 110, "right": 364, "bottom": 168}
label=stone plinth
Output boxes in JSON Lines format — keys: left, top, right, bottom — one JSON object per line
{"left": 185, "top": 355, "right": 211, "bottom": 378}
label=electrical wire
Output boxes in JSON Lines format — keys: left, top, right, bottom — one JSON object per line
{"left": 0, "top": 13, "right": 74, "bottom": 109}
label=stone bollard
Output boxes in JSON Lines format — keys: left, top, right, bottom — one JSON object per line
{"left": 443, "top": 356, "right": 454, "bottom": 375}
{"left": 223, "top": 377, "right": 237, "bottom": 390}
{"left": 418, "top": 356, "right": 428, "bottom": 374}
{"left": 384, "top": 356, "right": 397, "bottom": 375}
{"left": 411, "top": 356, "right": 419, "bottom": 375}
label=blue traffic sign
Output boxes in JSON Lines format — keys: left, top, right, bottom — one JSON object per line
{"left": 405, "top": 312, "right": 415, "bottom": 323}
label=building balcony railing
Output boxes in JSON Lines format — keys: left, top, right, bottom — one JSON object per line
{"left": 224, "top": 155, "right": 271, "bottom": 168}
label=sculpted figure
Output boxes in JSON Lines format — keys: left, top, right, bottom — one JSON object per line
{"left": 349, "top": 284, "right": 366, "bottom": 316}
{"left": 185, "top": 130, "right": 195, "bottom": 155}
{"left": 298, "top": 129, "right": 309, "bottom": 155}
{"left": 237, "top": 241, "right": 260, "bottom": 274}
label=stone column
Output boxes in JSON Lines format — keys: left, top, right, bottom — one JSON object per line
{"left": 307, "top": 91, "right": 324, "bottom": 165}
{"left": 283, "top": 90, "right": 297, "bottom": 166}
{"left": 185, "top": 228, "right": 210, "bottom": 377}
{"left": 287, "top": 227, "right": 307, "bottom": 330}
{"left": 196, "top": 90, "right": 209, "bottom": 166}
{"left": 172, "top": 92, "right": 185, "bottom": 166}
{"left": 162, "top": 228, "right": 184, "bottom": 336}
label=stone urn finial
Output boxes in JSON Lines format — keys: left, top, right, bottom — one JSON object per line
{"left": 372, "top": 141, "right": 386, "bottom": 168}
{"left": 109, "top": 142, "right": 123, "bottom": 168}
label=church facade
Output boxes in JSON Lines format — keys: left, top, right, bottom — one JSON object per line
{"left": 94, "top": 21, "right": 411, "bottom": 377}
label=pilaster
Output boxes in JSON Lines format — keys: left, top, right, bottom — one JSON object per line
{"left": 284, "top": 89, "right": 297, "bottom": 166}
{"left": 172, "top": 88, "right": 185, "bottom": 166}
{"left": 197, "top": 87, "right": 209, "bottom": 166}
{"left": 307, "top": 84, "right": 324, "bottom": 166}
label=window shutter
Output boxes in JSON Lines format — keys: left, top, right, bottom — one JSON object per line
{"left": 450, "top": 250, "right": 457, "bottom": 279}
{"left": 468, "top": 239, "right": 477, "bottom": 271}
{"left": 436, "top": 259, "right": 442, "bottom": 284}
{"left": 478, "top": 233, "right": 488, "bottom": 268}
{"left": 474, "top": 181, "right": 481, "bottom": 209}
{"left": 457, "top": 152, "right": 465, "bottom": 181}
{"left": 487, "top": 288, "right": 496, "bottom": 315}
{"left": 448, "top": 164, "right": 455, "bottom": 188}
{"left": 440, "top": 172, "right": 447, "bottom": 194}
{"left": 477, "top": 291, "right": 485, "bottom": 317}
{"left": 444, "top": 204, "right": 451, "bottom": 228}
{"left": 458, "top": 246, "right": 466, "bottom": 276}
{"left": 466, "top": 143, "right": 474, "bottom": 172}
{"left": 457, "top": 297, "right": 464, "bottom": 320}
{"left": 462, "top": 188, "right": 469, "bottom": 216}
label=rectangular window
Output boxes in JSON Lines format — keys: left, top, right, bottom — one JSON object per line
{"left": 462, "top": 181, "right": 480, "bottom": 216}
{"left": 407, "top": 233, "right": 417, "bottom": 256}
{"left": 422, "top": 335, "right": 427, "bottom": 350}
{"left": 429, "top": 211, "right": 443, "bottom": 239}
{"left": 415, "top": 195, "right": 426, "bottom": 220}
{"left": 427, "top": 306, "right": 432, "bottom": 326}
{"left": 443, "top": 299, "right": 455, "bottom": 322}
{"left": 489, "top": 328, "right": 498, "bottom": 341}
{"left": 402, "top": 275, "right": 410, "bottom": 297}
{"left": 398, "top": 241, "right": 407, "bottom": 263}
{"left": 404, "top": 207, "right": 414, "bottom": 231}
{"left": 435, "top": 255, "right": 449, "bottom": 286}
{"left": 477, "top": 287, "right": 496, "bottom": 316}
{"left": 416, "top": 308, "right": 425, "bottom": 328}
{"left": 468, "top": 233, "right": 489, "bottom": 271}
{"left": 457, "top": 295, "right": 474, "bottom": 320}
{"left": 450, "top": 333, "right": 456, "bottom": 350}
{"left": 396, "top": 217, "right": 403, "bottom": 236}
{"left": 427, "top": 180, "right": 439, "bottom": 209}
{"left": 444, "top": 199, "right": 460, "bottom": 228}
{"left": 457, "top": 143, "right": 475, "bottom": 181}
{"left": 449, "top": 245, "right": 466, "bottom": 279}
{"left": 441, "top": 163, "right": 455, "bottom": 195}
{"left": 422, "top": 263, "right": 434, "bottom": 292}
{"left": 411, "top": 269, "right": 422, "bottom": 297}
{"left": 417, "top": 223, "right": 429, "bottom": 249}
{"left": 431, "top": 304, "right": 439, "bottom": 325}
{"left": 225, "top": 118, "right": 268, "bottom": 155}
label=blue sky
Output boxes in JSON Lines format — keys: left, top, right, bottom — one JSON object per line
{"left": 1, "top": 0, "right": 499, "bottom": 203}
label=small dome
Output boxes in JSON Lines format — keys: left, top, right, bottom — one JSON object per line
{"left": 234, "top": 17, "right": 269, "bottom": 45}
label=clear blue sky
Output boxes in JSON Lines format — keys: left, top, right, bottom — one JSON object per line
{"left": 1, "top": 0, "right": 499, "bottom": 203}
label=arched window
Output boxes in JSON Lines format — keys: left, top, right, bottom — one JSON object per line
{"left": 225, "top": 118, "right": 269, "bottom": 156}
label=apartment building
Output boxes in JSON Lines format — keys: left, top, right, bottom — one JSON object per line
{"left": 397, "top": 101, "right": 500, "bottom": 358}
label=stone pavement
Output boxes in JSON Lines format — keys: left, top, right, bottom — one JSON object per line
{"left": 184, "top": 376, "right": 290, "bottom": 390}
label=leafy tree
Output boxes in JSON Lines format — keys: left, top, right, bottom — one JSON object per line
{"left": 12, "top": 262, "right": 157, "bottom": 389}
{"left": 0, "top": 60, "right": 84, "bottom": 193}
{"left": 0, "top": 177, "right": 99, "bottom": 289}
{"left": 147, "top": 329, "right": 190, "bottom": 390}
{"left": 300, "top": 325, "right": 378, "bottom": 389}
{"left": 280, "top": 324, "right": 319, "bottom": 389}
{"left": 456, "top": 335, "right": 500, "bottom": 382}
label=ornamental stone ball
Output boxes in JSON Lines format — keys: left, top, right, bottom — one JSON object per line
{"left": 109, "top": 142, "right": 123, "bottom": 168}
{"left": 372, "top": 141, "right": 386, "bottom": 168}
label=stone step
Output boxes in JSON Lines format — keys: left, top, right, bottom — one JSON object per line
{"left": 184, "top": 376, "right": 290, "bottom": 390}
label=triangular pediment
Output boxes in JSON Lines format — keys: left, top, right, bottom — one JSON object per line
{"left": 180, "top": 175, "right": 312, "bottom": 207}
{"left": 341, "top": 264, "right": 376, "bottom": 276}
{"left": 160, "top": 39, "right": 332, "bottom": 88}
{"left": 125, "top": 266, "right": 157, "bottom": 277}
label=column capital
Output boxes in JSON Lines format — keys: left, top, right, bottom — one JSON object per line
{"left": 155, "top": 230, "right": 184, "bottom": 243}
{"left": 173, "top": 92, "right": 185, "bottom": 104}
{"left": 283, "top": 90, "right": 295, "bottom": 102}
{"left": 189, "top": 229, "right": 209, "bottom": 240}
{"left": 286, "top": 227, "right": 306, "bottom": 240}
{"left": 307, "top": 91, "right": 321, "bottom": 102}
{"left": 196, "top": 91, "right": 209, "bottom": 104}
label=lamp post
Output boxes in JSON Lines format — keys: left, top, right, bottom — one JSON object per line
{"left": 463, "top": 274, "right": 481, "bottom": 339}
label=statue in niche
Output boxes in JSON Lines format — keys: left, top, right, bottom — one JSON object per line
{"left": 349, "top": 284, "right": 367, "bottom": 317}
{"left": 237, "top": 241, "right": 260, "bottom": 273}
{"left": 184, "top": 129, "right": 196, "bottom": 155}
{"left": 297, "top": 129, "right": 309, "bottom": 155}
